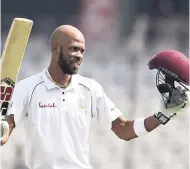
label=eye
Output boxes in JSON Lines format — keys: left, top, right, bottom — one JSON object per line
{"left": 70, "top": 46, "right": 85, "bottom": 54}
{"left": 71, "top": 46, "right": 79, "bottom": 52}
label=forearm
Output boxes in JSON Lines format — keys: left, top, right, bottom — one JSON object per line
{"left": 144, "top": 115, "right": 160, "bottom": 132}
{"left": 125, "top": 115, "right": 160, "bottom": 140}
{"left": 112, "top": 115, "right": 161, "bottom": 141}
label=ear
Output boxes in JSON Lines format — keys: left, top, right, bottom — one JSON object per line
{"left": 51, "top": 44, "right": 60, "bottom": 54}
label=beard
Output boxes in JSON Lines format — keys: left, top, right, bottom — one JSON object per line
{"left": 58, "top": 50, "right": 79, "bottom": 75}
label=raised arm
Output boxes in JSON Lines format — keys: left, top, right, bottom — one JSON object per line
{"left": 1, "top": 80, "right": 29, "bottom": 146}
{"left": 112, "top": 115, "right": 159, "bottom": 141}
{"left": 111, "top": 92, "right": 189, "bottom": 141}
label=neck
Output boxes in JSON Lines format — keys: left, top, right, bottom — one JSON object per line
{"left": 48, "top": 63, "right": 71, "bottom": 86}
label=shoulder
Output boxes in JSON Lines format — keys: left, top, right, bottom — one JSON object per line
{"left": 14, "top": 70, "right": 44, "bottom": 92}
{"left": 75, "top": 74, "right": 104, "bottom": 93}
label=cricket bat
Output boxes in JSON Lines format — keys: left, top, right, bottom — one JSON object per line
{"left": 0, "top": 18, "right": 33, "bottom": 120}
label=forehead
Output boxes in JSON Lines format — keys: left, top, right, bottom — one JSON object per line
{"left": 63, "top": 33, "right": 85, "bottom": 49}
{"left": 69, "top": 38, "right": 85, "bottom": 48}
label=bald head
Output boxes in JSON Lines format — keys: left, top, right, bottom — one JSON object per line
{"left": 49, "top": 25, "right": 85, "bottom": 75}
{"left": 50, "top": 25, "right": 85, "bottom": 46}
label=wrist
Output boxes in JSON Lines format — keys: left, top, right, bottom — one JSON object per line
{"left": 154, "top": 111, "right": 173, "bottom": 125}
{"left": 133, "top": 118, "right": 149, "bottom": 137}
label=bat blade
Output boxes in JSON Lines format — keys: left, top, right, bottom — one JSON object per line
{"left": 0, "top": 18, "right": 33, "bottom": 119}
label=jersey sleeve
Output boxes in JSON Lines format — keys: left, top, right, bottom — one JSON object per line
{"left": 7, "top": 80, "right": 29, "bottom": 126}
{"left": 92, "top": 81, "right": 122, "bottom": 130}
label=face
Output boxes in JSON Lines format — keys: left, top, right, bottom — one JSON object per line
{"left": 58, "top": 40, "right": 85, "bottom": 75}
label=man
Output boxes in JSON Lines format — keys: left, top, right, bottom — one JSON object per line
{"left": 1, "top": 25, "right": 189, "bottom": 169}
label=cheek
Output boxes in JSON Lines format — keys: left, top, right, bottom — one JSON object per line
{"left": 65, "top": 56, "right": 73, "bottom": 65}
{"left": 67, "top": 54, "right": 75, "bottom": 62}
{"left": 68, "top": 52, "right": 76, "bottom": 57}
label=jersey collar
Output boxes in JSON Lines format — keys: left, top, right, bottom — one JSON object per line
{"left": 41, "top": 69, "right": 78, "bottom": 90}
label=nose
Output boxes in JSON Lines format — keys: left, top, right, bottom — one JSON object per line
{"left": 76, "top": 50, "right": 83, "bottom": 57}
{"left": 74, "top": 56, "right": 82, "bottom": 62}
{"left": 75, "top": 51, "right": 83, "bottom": 59}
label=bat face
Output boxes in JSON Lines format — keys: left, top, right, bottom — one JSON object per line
{"left": 0, "top": 18, "right": 33, "bottom": 119}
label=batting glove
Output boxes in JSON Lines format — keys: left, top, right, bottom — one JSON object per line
{"left": 154, "top": 89, "right": 190, "bottom": 125}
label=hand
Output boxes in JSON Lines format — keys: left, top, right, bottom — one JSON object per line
{"left": 155, "top": 90, "right": 190, "bottom": 125}
{"left": 164, "top": 90, "right": 189, "bottom": 115}
{"left": 175, "top": 91, "right": 190, "bottom": 114}
{"left": 1, "top": 120, "right": 9, "bottom": 145}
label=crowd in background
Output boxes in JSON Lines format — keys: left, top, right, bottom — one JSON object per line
{"left": 1, "top": 0, "right": 189, "bottom": 169}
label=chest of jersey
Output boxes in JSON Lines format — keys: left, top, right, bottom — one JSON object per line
{"left": 27, "top": 84, "right": 93, "bottom": 143}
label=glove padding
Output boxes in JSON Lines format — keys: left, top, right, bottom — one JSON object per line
{"left": 1, "top": 120, "right": 9, "bottom": 139}
{"left": 155, "top": 90, "right": 190, "bottom": 125}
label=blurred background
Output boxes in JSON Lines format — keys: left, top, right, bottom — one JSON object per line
{"left": 1, "top": 0, "right": 189, "bottom": 169}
